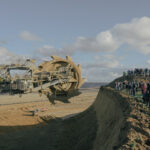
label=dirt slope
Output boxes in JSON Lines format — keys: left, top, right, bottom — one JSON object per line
{"left": 57, "top": 87, "right": 130, "bottom": 150}
{"left": 0, "top": 87, "right": 149, "bottom": 150}
{"left": 93, "top": 87, "right": 130, "bottom": 150}
{"left": 58, "top": 87, "right": 150, "bottom": 150}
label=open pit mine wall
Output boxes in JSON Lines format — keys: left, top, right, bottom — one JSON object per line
{"left": 59, "top": 87, "right": 131, "bottom": 150}
{"left": 92, "top": 87, "right": 130, "bottom": 150}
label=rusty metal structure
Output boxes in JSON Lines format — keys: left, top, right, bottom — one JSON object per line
{"left": 0, "top": 56, "right": 85, "bottom": 100}
{"left": 0, "top": 59, "right": 35, "bottom": 94}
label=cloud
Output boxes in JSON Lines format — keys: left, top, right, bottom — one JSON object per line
{"left": 84, "top": 60, "right": 119, "bottom": 69}
{"left": 81, "top": 54, "right": 125, "bottom": 82}
{"left": 61, "top": 33, "right": 119, "bottom": 53}
{"left": 0, "top": 47, "right": 26, "bottom": 65}
{"left": 0, "top": 47, "right": 15, "bottom": 64}
{"left": 67, "top": 17, "right": 150, "bottom": 54}
{"left": 20, "top": 31, "right": 43, "bottom": 41}
{"left": 81, "top": 57, "right": 121, "bottom": 82}
{"left": 94, "top": 55, "right": 101, "bottom": 60}
{"left": 0, "top": 40, "right": 7, "bottom": 45}
{"left": 36, "top": 17, "right": 150, "bottom": 58}
{"left": 82, "top": 67, "right": 124, "bottom": 82}
{"left": 103, "top": 54, "right": 115, "bottom": 59}
{"left": 35, "top": 45, "right": 74, "bottom": 58}
{"left": 71, "top": 31, "right": 120, "bottom": 52}
{"left": 112, "top": 17, "right": 150, "bottom": 54}
{"left": 147, "top": 60, "right": 150, "bottom": 65}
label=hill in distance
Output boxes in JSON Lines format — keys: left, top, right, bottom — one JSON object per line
{"left": 81, "top": 82, "right": 108, "bottom": 88}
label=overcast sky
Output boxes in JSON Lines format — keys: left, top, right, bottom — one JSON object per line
{"left": 1, "top": 0, "right": 150, "bottom": 82}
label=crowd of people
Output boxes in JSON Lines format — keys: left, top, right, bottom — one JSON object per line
{"left": 123, "top": 68, "right": 150, "bottom": 77}
{"left": 115, "top": 80, "right": 150, "bottom": 108}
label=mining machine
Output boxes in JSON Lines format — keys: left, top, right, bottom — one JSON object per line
{"left": 0, "top": 56, "right": 85, "bottom": 101}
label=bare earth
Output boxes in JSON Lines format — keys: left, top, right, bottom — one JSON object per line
{"left": 0, "top": 89, "right": 98, "bottom": 130}
{"left": 0, "top": 87, "right": 150, "bottom": 150}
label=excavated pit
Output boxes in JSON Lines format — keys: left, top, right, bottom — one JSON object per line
{"left": 0, "top": 87, "right": 139, "bottom": 150}
{"left": 57, "top": 87, "right": 130, "bottom": 150}
{"left": 93, "top": 87, "right": 130, "bottom": 150}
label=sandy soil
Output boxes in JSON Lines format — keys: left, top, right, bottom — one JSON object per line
{"left": 0, "top": 89, "right": 98, "bottom": 131}
{"left": 57, "top": 87, "right": 150, "bottom": 150}
{"left": 0, "top": 87, "right": 149, "bottom": 150}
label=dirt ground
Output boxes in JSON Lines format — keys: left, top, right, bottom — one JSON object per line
{"left": 0, "top": 88, "right": 98, "bottom": 131}
{"left": 0, "top": 87, "right": 149, "bottom": 150}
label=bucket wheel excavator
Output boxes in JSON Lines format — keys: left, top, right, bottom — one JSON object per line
{"left": 0, "top": 56, "right": 85, "bottom": 102}
{"left": 33, "top": 56, "right": 85, "bottom": 101}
